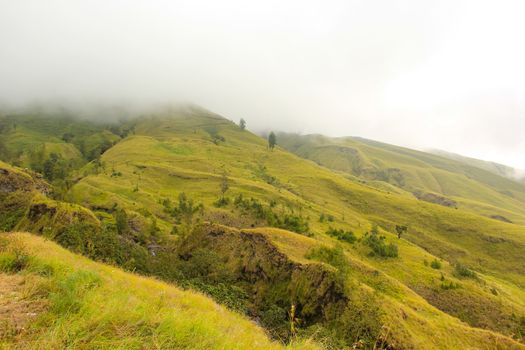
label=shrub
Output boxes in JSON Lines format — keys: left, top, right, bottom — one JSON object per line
{"left": 187, "top": 281, "right": 249, "bottom": 313}
{"left": 0, "top": 252, "right": 30, "bottom": 273}
{"left": 279, "top": 214, "right": 310, "bottom": 234}
{"left": 430, "top": 259, "right": 442, "bottom": 269}
{"left": 213, "top": 196, "right": 230, "bottom": 208}
{"left": 453, "top": 263, "right": 477, "bottom": 279}
{"left": 319, "top": 213, "right": 334, "bottom": 223}
{"left": 164, "top": 193, "right": 204, "bottom": 225}
{"left": 0, "top": 237, "right": 30, "bottom": 273}
{"left": 233, "top": 194, "right": 310, "bottom": 235}
{"left": 115, "top": 208, "right": 129, "bottom": 234}
{"left": 326, "top": 227, "right": 356, "bottom": 243}
{"left": 363, "top": 231, "right": 398, "bottom": 258}
{"left": 441, "top": 281, "right": 461, "bottom": 290}
{"left": 254, "top": 164, "right": 280, "bottom": 186}
{"left": 260, "top": 305, "right": 288, "bottom": 337}
{"left": 306, "top": 244, "right": 349, "bottom": 276}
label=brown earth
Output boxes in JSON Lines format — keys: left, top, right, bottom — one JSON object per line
{"left": 0, "top": 274, "right": 47, "bottom": 340}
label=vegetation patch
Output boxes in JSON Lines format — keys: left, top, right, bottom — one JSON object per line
{"left": 326, "top": 227, "right": 356, "bottom": 244}
{"left": 233, "top": 194, "right": 310, "bottom": 235}
{"left": 362, "top": 227, "right": 398, "bottom": 258}
{"left": 453, "top": 263, "right": 478, "bottom": 279}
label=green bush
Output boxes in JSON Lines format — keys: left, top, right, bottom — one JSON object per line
{"left": 453, "top": 263, "right": 477, "bottom": 279}
{"left": 213, "top": 196, "right": 230, "bottom": 208}
{"left": 430, "top": 259, "right": 442, "bottom": 269}
{"left": 0, "top": 251, "right": 30, "bottom": 273}
{"left": 363, "top": 232, "right": 398, "bottom": 258}
{"left": 233, "top": 194, "right": 310, "bottom": 235}
{"left": 441, "top": 281, "right": 461, "bottom": 290}
{"left": 306, "top": 244, "right": 349, "bottom": 276}
{"left": 188, "top": 281, "right": 249, "bottom": 313}
{"left": 260, "top": 304, "right": 288, "bottom": 337}
{"left": 163, "top": 193, "right": 204, "bottom": 225}
{"left": 326, "top": 227, "right": 356, "bottom": 243}
{"left": 0, "top": 237, "right": 30, "bottom": 273}
{"left": 279, "top": 214, "right": 310, "bottom": 234}
{"left": 319, "top": 213, "right": 334, "bottom": 223}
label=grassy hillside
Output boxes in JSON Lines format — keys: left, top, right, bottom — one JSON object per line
{"left": 277, "top": 133, "right": 525, "bottom": 225}
{"left": 0, "top": 232, "right": 318, "bottom": 350}
{"left": 1, "top": 107, "right": 525, "bottom": 349}
{"left": 432, "top": 149, "right": 525, "bottom": 185}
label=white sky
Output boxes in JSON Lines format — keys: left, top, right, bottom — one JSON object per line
{"left": 1, "top": 0, "right": 524, "bottom": 168}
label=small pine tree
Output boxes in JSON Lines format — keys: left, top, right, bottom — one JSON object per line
{"left": 268, "top": 132, "right": 276, "bottom": 150}
{"left": 220, "top": 171, "right": 229, "bottom": 197}
{"left": 239, "top": 118, "right": 246, "bottom": 130}
{"left": 0, "top": 138, "right": 10, "bottom": 161}
{"left": 115, "top": 208, "right": 129, "bottom": 235}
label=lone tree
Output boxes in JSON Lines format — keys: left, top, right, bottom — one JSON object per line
{"left": 395, "top": 225, "right": 408, "bottom": 239}
{"left": 239, "top": 118, "right": 246, "bottom": 130}
{"left": 220, "top": 171, "right": 229, "bottom": 198}
{"left": 268, "top": 131, "right": 277, "bottom": 150}
{"left": 115, "top": 207, "right": 129, "bottom": 235}
{"left": 0, "top": 138, "right": 9, "bottom": 161}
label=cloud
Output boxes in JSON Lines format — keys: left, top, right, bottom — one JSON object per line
{"left": 0, "top": 0, "right": 524, "bottom": 167}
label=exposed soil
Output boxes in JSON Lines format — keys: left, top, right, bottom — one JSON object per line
{"left": 413, "top": 191, "right": 457, "bottom": 208}
{"left": 0, "top": 274, "right": 47, "bottom": 339}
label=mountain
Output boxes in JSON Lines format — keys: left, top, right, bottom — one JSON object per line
{"left": 1, "top": 107, "right": 525, "bottom": 349}
{"left": 431, "top": 149, "right": 525, "bottom": 185}
{"left": 277, "top": 133, "right": 525, "bottom": 225}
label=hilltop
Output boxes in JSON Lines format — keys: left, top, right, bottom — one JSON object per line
{"left": 1, "top": 107, "right": 525, "bottom": 349}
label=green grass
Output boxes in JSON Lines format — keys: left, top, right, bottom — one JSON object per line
{"left": 0, "top": 232, "right": 319, "bottom": 350}
{"left": 2, "top": 108, "right": 525, "bottom": 348}
{"left": 277, "top": 133, "right": 525, "bottom": 225}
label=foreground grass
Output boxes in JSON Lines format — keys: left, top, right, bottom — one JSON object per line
{"left": 0, "top": 232, "right": 319, "bottom": 350}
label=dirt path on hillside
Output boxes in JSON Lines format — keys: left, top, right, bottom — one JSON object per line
{"left": 0, "top": 273, "right": 46, "bottom": 340}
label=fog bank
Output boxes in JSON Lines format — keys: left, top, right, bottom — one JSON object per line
{"left": 1, "top": 0, "right": 524, "bottom": 168}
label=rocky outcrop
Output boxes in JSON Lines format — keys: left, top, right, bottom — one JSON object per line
{"left": 413, "top": 191, "right": 457, "bottom": 208}
{"left": 0, "top": 164, "right": 51, "bottom": 196}
{"left": 177, "top": 224, "right": 355, "bottom": 340}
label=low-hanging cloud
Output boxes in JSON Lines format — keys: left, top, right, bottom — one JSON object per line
{"left": 1, "top": 0, "right": 524, "bottom": 168}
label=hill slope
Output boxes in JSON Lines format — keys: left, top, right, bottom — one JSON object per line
{"left": 0, "top": 232, "right": 317, "bottom": 350}
{"left": 431, "top": 149, "right": 525, "bottom": 185}
{"left": 277, "top": 133, "right": 525, "bottom": 225}
{"left": 1, "top": 107, "right": 525, "bottom": 349}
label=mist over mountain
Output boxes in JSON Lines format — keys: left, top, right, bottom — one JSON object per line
{"left": 1, "top": 0, "right": 525, "bottom": 168}
{"left": 2, "top": 2, "right": 525, "bottom": 349}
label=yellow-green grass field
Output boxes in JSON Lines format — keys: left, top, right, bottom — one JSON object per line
{"left": 0, "top": 232, "right": 319, "bottom": 350}
{"left": 2, "top": 108, "right": 525, "bottom": 348}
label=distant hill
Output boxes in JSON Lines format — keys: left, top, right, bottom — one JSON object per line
{"left": 431, "top": 149, "right": 525, "bottom": 185}
{"left": 277, "top": 133, "right": 525, "bottom": 225}
{"left": 1, "top": 108, "right": 525, "bottom": 349}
